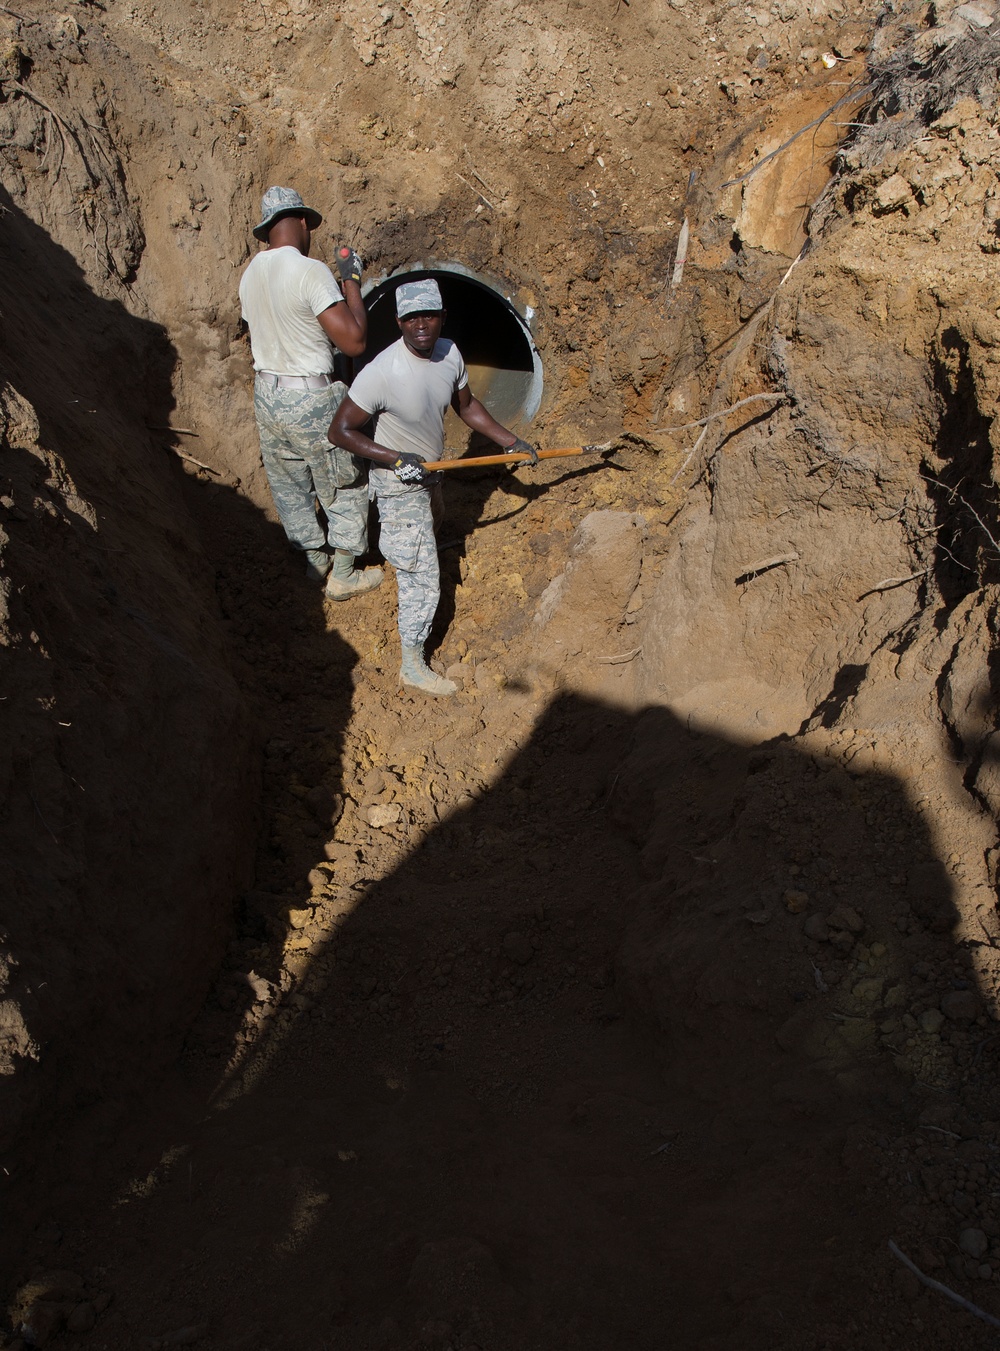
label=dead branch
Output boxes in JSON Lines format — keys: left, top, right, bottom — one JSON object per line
{"left": 670, "top": 426, "right": 708, "bottom": 485}
{"left": 654, "top": 391, "right": 786, "bottom": 435}
{"left": 735, "top": 552, "right": 799, "bottom": 584}
{"left": 920, "top": 472, "right": 1000, "bottom": 556}
{"left": 148, "top": 425, "right": 200, "bottom": 437}
{"left": 594, "top": 646, "right": 643, "bottom": 665}
{"left": 858, "top": 568, "right": 929, "bottom": 599}
{"left": 164, "top": 444, "right": 220, "bottom": 476}
{"left": 669, "top": 216, "right": 689, "bottom": 291}
{"left": 9, "top": 83, "right": 93, "bottom": 184}
{"left": 455, "top": 172, "right": 494, "bottom": 210}
{"left": 888, "top": 1241, "right": 1000, "bottom": 1330}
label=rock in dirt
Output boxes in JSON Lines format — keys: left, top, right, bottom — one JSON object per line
{"left": 784, "top": 889, "right": 809, "bottom": 914}
{"left": 502, "top": 932, "right": 534, "bottom": 965}
{"left": 803, "top": 913, "right": 830, "bottom": 942}
{"left": 874, "top": 175, "right": 911, "bottom": 213}
{"left": 19, "top": 1302, "right": 67, "bottom": 1347}
{"left": 66, "top": 1303, "right": 96, "bottom": 1333}
{"left": 245, "top": 971, "right": 274, "bottom": 1003}
{"left": 287, "top": 907, "right": 312, "bottom": 930}
{"left": 941, "top": 989, "right": 978, "bottom": 1022}
{"left": 919, "top": 1008, "right": 945, "bottom": 1035}
{"left": 960, "top": 1228, "right": 989, "bottom": 1259}
{"left": 367, "top": 802, "right": 403, "bottom": 828}
{"left": 827, "top": 903, "right": 864, "bottom": 934}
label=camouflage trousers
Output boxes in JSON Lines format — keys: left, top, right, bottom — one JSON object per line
{"left": 371, "top": 467, "right": 442, "bottom": 647}
{"left": 253, "top": 376, "right": 368, "bottom": 557}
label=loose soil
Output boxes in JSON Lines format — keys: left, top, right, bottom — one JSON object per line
{"left": 4, "top": 0, "right": 1000, "bottom": 1349}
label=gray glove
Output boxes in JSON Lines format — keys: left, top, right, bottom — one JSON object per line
{"left": 506, "top": 437, "right": 539, "bottom": 466}
{"left": 336, "top": 246, "right": 363, "bottom": 286}
{"left": 392, "top": 452, "right": 427, "bottom": 485}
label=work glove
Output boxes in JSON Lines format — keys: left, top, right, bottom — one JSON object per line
{"left": 505, "top": 437, "right": 539, "bottom": 466}
{"left": 336, "top": 246, "right": 363, "bottom": 286}
{"left": 392, "top": 452, "right": 428, "bottom": 485}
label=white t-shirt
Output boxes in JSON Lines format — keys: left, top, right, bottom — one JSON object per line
{"left": 239, "top": 246, "right": 344, "bottom": 376}
{"left": 348, "top": 337, "right": 469, "bottom": 463}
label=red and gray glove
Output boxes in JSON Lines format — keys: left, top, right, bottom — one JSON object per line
{"left": 392, "top": 452, "right": 428, "bottom": 485}
{"left": 336, "top": 246, "right": 363, "bottom": 286}
{"left": 505, "top": 437, "right": 539, "bottom": 466}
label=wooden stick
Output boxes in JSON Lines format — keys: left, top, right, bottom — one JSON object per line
{"left": 735, "top": 551, "right": 799, "bottom": 583}
{"left": 594, "top": 646, "right": 643, "bottom": 665}
{"left": 887, "top": 1240, "right": 1000, "bottom": 1330}
{"left": 430, "top": 444, "right": 612, "bottom": 472}
{"left": 148, "top": 424, "right": 200, "bottom": 437}
{"left": 164, "top": 444, "right": 220, "bottom": 475}
{"left": 858, "top": 568, "right": 929, "bottom": 598}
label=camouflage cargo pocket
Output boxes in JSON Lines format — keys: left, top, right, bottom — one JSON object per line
{"left": 327, "top": 444, "right": 366, "bottom": 489}
{"left": 379, "top": 514, "right": 434, "bottom": 572}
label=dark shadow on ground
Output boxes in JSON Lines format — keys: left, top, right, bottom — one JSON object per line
{"left": 9, "top": 661, "right": 998, "bottom": 1351}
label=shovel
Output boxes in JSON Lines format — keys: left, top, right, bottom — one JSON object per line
{"left": 428, "top": 431, "right": 654, "bottom": 473}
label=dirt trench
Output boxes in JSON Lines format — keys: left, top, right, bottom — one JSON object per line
{"left": 5, "top": 0, "right": 1000, "bottom": 1348}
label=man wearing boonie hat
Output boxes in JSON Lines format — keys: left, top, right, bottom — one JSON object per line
{"left": 329, "top": 277, "right": 537, "bottom": 696}
{"left": 239, "top": 186, "right": 383, "bottom": 598}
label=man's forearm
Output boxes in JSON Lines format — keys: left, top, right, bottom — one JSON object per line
{"left": 459, "top": 397, "right": 516, "bottom": 447}
{"left": 340, "top": 280, "right": 368, "bottom": 341}
{"left": 331, "top": 425, "right": 397, "bottom": 467}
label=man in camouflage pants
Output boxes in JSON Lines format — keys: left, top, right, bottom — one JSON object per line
{"left": 239, "top": 186, "right": 383, "bottom": 599}
{"left": 329, "top": 278, "right": 536, "bottom": 696}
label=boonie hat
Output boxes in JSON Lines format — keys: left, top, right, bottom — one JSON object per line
{"left": 396, "top": 278, "right": 444, "bottom": 318}
{"left": 253, "top": 186, "right": 322, "bottom": 241}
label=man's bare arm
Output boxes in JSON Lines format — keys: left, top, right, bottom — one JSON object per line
{"left": 329, "top": 395, "right": 398, "bottom": 467}
{"left": 453, "top": 383, "right": 516, "bottom": 446}
{"left": 317, "top": 282, "right": 367, "bottom": 357}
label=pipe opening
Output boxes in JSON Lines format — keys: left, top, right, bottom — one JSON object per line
{"left": 359, "top": 265, "right": 543, "bottom": 427}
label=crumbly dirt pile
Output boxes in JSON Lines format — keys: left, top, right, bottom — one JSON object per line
{"left": 5, "top": 0, "right": 1000, "bottom": 1348}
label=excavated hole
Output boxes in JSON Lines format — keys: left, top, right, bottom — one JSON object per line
{"left": 8, "top": 3, "right": 1000, "bottom": 1346}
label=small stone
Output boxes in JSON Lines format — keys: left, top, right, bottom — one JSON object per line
{"left": 803, "top": 913, "right": 830, "bottom": 942}
{"left": 955, "top": 2, "right": 996, "bottom": 28}
{"left": 828, "top": 904, "right": 864, "bottom": 934}
{"left": 20, "top": 1302, "right": 65, "bottom": 1346}
{"left": 941, "top": 989, "right": 978, "bottom": 1022}
{"left": 874, "top": 175, "right": 911, "bottom": 212}
{"left": 852, "top": 976, "right": 884, "bottom": 1003}
{"left": 307, "top": 868, "right": 329, "bottom": 889}
{"left": 745, "top": 909, "right": 772, "bottom": 925}
{"left": 503, "top": 931, "right": 534, "bottom": 965}
{"left": 919, "top": 1008, "right": 945, "bottom": 1035}
{"left": 67, "top": 1303, "right": 96, "bottom": 1334}
{"left": 367, "top": 802, "right": 403, "bottom": 828}
{"left": 832, "top": 25, "right": 867, "bottom": 57}
{"left": 960, "top": 1228, "right": 989, "bottom": 1260}
{"left": 288, "top": 907, "right": 313, "bottom": 930}
{"left": 784, "top": 889, "right": 809, "bottom": 914}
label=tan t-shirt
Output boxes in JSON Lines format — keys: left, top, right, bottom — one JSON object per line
{"left": 348, "top": 337, "right": 469, "bottom": 463}
{"left": 239, "top": 246, "right": 344, "bottom": 376}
